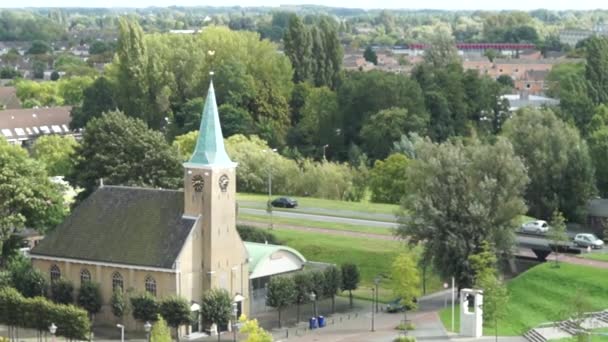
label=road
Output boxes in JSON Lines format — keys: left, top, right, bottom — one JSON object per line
{"left": 239, "top": 208, "right": 400, "bottom": 228}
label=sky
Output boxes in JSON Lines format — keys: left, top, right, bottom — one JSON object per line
{"left": 5, "top": 0, "right": 608, "bottom": 10}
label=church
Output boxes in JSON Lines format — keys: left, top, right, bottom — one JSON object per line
{"left": 29, "top": 79, "right": 307, "bottom": 331}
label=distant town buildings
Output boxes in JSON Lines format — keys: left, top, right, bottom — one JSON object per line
{"left": 559, "top": 23, "right": 608, "bottom": 46}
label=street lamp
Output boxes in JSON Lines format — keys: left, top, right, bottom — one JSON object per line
{"left": 144, "top": 321, "right": 152, "bottom": 342}
{"left": 322, "top": 144, "right": 329, "bottom": 160}
{"left": 371, "top": 288, "right": 375, "bottom": 332}
{"left": 117, "top": 324, "right": 125, "bottom": 342}
{"left": 262, "top": 148, "right": 277, "bottom": 230}
{"left": 49, "top": 323, "right": 57, "bottom": 342}
{"left": 373, "top": 276, "right": 381, "bottom": 313}
{"left": 232, "top": 302, "right": 238, "bottom": 342}
{"left": 309, "top": 292, "right": 317, "bottom": 318}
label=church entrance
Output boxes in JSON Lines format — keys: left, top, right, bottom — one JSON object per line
{"left": 190, "top": 303, "right": 201, "bottom": 333}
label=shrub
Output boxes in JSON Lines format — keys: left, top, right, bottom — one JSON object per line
{"left": 236, "top": 225, "right": 281, "bottom": 244}
{"left": 150, "top": 315, "right": 172, "bottom": 342}
{"left": 394, "top": 336, "right": 416, "bottom": 342}
{"left": 396, "top": 322, "right": 416, "bottom": 331}
{"left": 131, "top": 293, "right": 160, "bottom": 322}
{"left": 77, "top": 282, "right": 102, "bottom": 319}
{"left": 50, "top": 278, "right": 74, "bottom": 304}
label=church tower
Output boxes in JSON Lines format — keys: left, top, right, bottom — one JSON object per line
{"left": 183, "top": 77, "right": 249, "bottom": 315}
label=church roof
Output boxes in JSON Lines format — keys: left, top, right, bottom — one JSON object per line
{"left": 30, "top": 186, "right": 196, "bottom": 269}
{"left": 187, "top": 80, "right": 235, "bottom": 167}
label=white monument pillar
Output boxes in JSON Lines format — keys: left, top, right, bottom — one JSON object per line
{"left": 460, "top": 288, "right": 483, "bottom": 338}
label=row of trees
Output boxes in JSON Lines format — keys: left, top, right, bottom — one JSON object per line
{"left": 265, "top": 264, "right": 359, "bottom": 328}
{"left": 0, "top": 286, "right": 90, "bottom": 341}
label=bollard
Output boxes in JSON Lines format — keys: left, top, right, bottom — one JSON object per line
{"left": 286, "top": 329, "right": 289, "bottom": 338}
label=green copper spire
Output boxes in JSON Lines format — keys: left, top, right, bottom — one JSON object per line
{"left": 188, "top": 79, "right": 235, "bottom": 167}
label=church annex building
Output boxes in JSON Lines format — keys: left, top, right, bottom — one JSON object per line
{"left": 29, "top": 80, "right": 308, "bottom": 332}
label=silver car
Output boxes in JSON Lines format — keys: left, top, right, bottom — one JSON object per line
{"left": 573, "top": 233, "right": 604, "bottom": 249}
{"left": 520, "top": 220, "right": 550, "bottom": 234}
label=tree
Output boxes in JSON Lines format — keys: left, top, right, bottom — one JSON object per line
{"left": 150, "top": 315, "right": 172, "bottom": 342}
{"left": 482, "top": 276, "right": 509, "bottom": 342}
{"left": 361, "top": 107, "right": 426, "bottom": 160}
{"left": 67, "top": 111, "right": 182, "bottom": 198}
{"left": 33, "top": 61, "right": 45, "bottom": 79}
{"left": 283, "top": 15, "right": 313, "bottom": 83}
{"left": 218, "top": 103, "right": 254, "bottom": 137}
{"left": 69, "top": 76, "right": 117, "bottom": 129}
{"left": 588, "top": 105, "right": 608, "bottom": 196}
{"left": 391, "top": 251, "right": 421, "bottom": 322}
{"left": 368, "top": 154, "right": 410, "bottom": 204}
{"left": 6, "top": 256, "right": 47, "bottom": 298}
{"left": 292, "top": 272, "right": 313, "bottom": 322}
{"left": 265, "top": 276, "right": 296, "bottom": 328}
{"left": 159, "top": 296, "right": 191, "bottom": 341}
{"left": 295, "top": 86, "right": 340, "bottom": 157}
{"left": 238, "top": 315, "right": 272, "bottom": 342}
{"left": 496, "top": 75, "right": 514, "bottom": 88}
{"left": 548, "top": 211, "right": 569, "bottom": 267}
{"left": 200, "top": 289, "right": 232, "bottom": 342}
{"left": 172, "top": 131, "right": 198, "bottom": 161}
{"left": 50, "top": 278, "right": 74, "bottom": 304}
{"left": 131, "top": 293, "right": 159, "bottom": 323}
{"left": 111, "top": 287, "right": 126, "bottom": 322}
{"left": 484, "top": 48, "right": 499, "bottom": 62}
{"left": 424, "top": 30, "right": 460, "bottom": 68}
{"left": 397, "top": 137, "right": 528, "bottom": 289}
{"left": 341, "top": 263, "right": 360, "bottom": 308}
{"left": 502, "top": 108, "right": 595, "bottom": 221}
{"left": 50, "top": 71, "right": 60, "bottom": 81}
{"left": 323, "top": 265, "right": 342, "bottom": 313}
{"left": 585, "top": 37, "right": 608, "bottom": 105}
{"left": 77, "top": 281, "right": 102, "bottom": 321}
{"left": 363, "top": 46, "right": 377, "bottom": 65}
{"left": 27, "top": 40, "right": 50, "bottom": 55}
{"left": 31, "top": 135, "right": 78, "bottom": 176}
{"left": 0, "top": 139, "right": 65, "bottom": 252}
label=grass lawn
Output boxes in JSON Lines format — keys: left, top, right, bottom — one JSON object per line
{"left": 237, "top": 193, "right": 400, "bottom": 218}
{"left": 238, "top": 213, "right": 394, "bottom": 236}
{"left": 272, "top": 228, "right": 442, "bottom": 303}
{"left": 439, "top": 263, "right": 608, "bottom": 336}
{"left": 580, "top": 252, "right": 608, "bottom": 262}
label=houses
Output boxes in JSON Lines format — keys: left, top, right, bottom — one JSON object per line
{"left": 0, "top": 106, "right": 74, "bottom": 145}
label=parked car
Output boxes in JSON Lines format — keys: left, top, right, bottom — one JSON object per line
{"left": 271, "top": 197, "right": 298, "bottom": 208}
{"left": 386, "top": 297, "right": 417, "bottom": 313}
{"left": 520, "top": 220, "right": 550, "bottom": 234}
{"left": 573, "top": 233, "right": 605, "bottom": 249}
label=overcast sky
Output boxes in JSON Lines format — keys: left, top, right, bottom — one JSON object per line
{"left": 5, "top": 0, "right": 608, "bottom": 10}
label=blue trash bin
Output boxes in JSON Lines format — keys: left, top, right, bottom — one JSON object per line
{"left": 317, "top": 316, "right": 325, "bottom": 327}
{"left": 309, "top": 317, "right": 318, "bottom": 329}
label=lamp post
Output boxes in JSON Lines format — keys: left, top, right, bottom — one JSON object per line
{"left": 373, "top": 276, "right": 381, "bottom": 313}
{"left": 116, "top": 324, "right": 124, "bottom": 342}
{"left": 309, "top": 292, "right": 317, "bottom": 318}
{"left": 144, "top": 321, "right": 152, "bottom": 342}
{"left": 371, "top": 288, "right": 375, "bottom": 332}
{"left": 322, "top": 144, "right": 329, "bottom": 160}
{"left": 232, "top": 302, "right": 238, "bottom": 342}
{"left": 262, "top": 148, "right": 277, "bottom": 230}
{"left": 49, "top": 323, "right": 57, "bottom": 342}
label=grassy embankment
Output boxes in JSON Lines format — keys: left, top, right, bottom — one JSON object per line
{"left": 272, "top": 228, "right": 442, "bottom": 303}
{"left": 580, "top": 252, "right": 608, "bottom": 262}
{"left": 439, "top": 263, "right": 608, "bottom": 336}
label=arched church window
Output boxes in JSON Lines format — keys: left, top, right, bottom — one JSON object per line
{"left": 50, "top": 264, "right": 61, "bottom": 282}
{"left": 145, "top": 276, "right": 156, "bottom": 296}
{"left": 112, "top": 271, "right": 124, "bottom": 291}
{"left": 80, "top": 269, "right": 91, "bottom": 284}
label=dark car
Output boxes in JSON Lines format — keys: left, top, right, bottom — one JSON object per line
{"left": 386, "top": 297, "right": 417, "bottom": 313}
{"left": 271, "top": 197, "right": 298, "bottom": 208}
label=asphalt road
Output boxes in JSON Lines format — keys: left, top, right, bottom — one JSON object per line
{"left": 239, "top": 208, "right": 400, "bottom": 228}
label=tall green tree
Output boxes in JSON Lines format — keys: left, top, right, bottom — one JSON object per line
{"left": 200, "top": 289, "right": 232, "bottom": 342}
{"left": 361, "top": 107, "right": 427, "bottom": 160}
{"left": 391, "top": 251, "right": 421, "bottom": 322}
{"left": 323, "top": 265, "right": 342, "bottom": 313}
{"left": 67, "top": 111, "right": 182, "bottom": 198}
{"left": 31, "top": 135, "right": 79, "bottom": 176}
{"left": 363, "top": 46, "right": 377, "bottom": 65}
{"left": 265, "top": 276, "right": 296, "bottom": 328}
{"left": 292, "top": 272, "right": 313, "bottom": 322}
{"left": 585, "top": 36, "right": 608, "bottom": 105}
{"left": 588, "top": 105, "right": 608, "bottom": 196}
{"left": 50, "top": 278, "right": 74, "bottom": 305}
{"left": 131, "top": 293, "right": 159, "bottom": 323}
{"left": 150, "top": 315, "right": 172, "bottom": 342}
{"left": 283, "top": 15, "right": 313, "bottom": 83}
{"left": 368, "top": 153, "right": 410, "bottom": 204}
{"left": 77, "top": 281, "right": 102, "bottom": 322}
{"left": 423, "top": 30, "right": 460, "bottom": 68}
{"left": 319, "top": 18, "right": 342, "bottom": 89}
{"left": 502, "top": 108, "right": 596, "bottom": 221}
{"left": 69, "top": 76, "right": 118, "bottom": 129}
{"left": 295, "top": 86, "right": 340, "bottom": 157}
{"left": 0, "top": 139, "right": 65, "bottom": 251}
{"left": 397, "top": 137, "right": 528, "bottom": 288}
{"left": 159, "top": 296, "right": 191, "bottom": 341}
{"left": 341, "top": 263, "right": 360, "bottom": 308}
{"left": 548, "top": 211, "right": 569, "bottom": 267}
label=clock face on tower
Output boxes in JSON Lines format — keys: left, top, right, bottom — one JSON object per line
{"left": 192, "top": 174, "right": 205, "bottom": 192}
{"left": 219, "top": 174, "right": 229, "bottom": 192}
